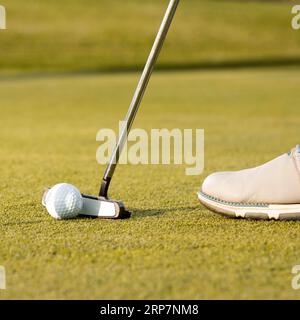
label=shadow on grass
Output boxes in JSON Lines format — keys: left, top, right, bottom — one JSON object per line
{"left": 1, "top": 56, "right": 300, "bottom": 82}
{"left": 130, "top": 206, "right": 200, "bottom": 218}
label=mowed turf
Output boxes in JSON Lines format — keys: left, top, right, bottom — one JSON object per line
{"left": 1, "top": 67, "right": 300, "bottom": 299}
{"left": 1, "top": 0, "right": 299, "bottom": 71}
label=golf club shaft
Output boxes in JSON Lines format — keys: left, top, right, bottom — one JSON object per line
{"left": 100, "top": 0, "right": 180, "bottom": 197}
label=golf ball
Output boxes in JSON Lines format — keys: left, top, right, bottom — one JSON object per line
{"left": 45, "top": 183, "right": 83, "bottom": 220}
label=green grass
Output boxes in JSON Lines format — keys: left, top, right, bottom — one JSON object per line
{"left": 0, "top": 67, "right": 300, "bottom": 299}
{"left": 0, "top": 0, "right": 299, "bottom": 72}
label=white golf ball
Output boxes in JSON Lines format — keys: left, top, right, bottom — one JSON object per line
{"left": 45, "top": 183, "right": 83, "bottom": 220}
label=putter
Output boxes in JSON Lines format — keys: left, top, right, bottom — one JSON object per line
{"left": 42, "top": 0, "right": 180, "bottom": 219}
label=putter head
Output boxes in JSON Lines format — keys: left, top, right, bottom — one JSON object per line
{"left": 80, "top": 194, "right": 131, "bottom": 219}
{"left": 42, "top": 188, "right": 131, "bottom": 219}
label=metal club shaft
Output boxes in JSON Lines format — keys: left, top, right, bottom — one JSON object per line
{"left": 100, "top": 0, "right": 180, "bottom": 197}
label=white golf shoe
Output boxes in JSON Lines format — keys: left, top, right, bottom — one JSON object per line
{"left": 198, "top": 145, "right": 300, "bottom": 220}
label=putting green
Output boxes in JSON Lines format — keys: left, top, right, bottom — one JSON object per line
{"left": 1, "top": 0, "right": 299, "bottom": 72}
{"left": 1, "top": 67, "right": 300, "bottom": 299}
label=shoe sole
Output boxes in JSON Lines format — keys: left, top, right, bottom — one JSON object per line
{"left": 198, "top": 191, "right": 300, "bottom": 221}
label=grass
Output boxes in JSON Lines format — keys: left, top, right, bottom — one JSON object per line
{"left": 0, "top": 0, "right": 299, "bottom": 72}
{"left": 0, "top": 67, "right": 300, "bottom": 299}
